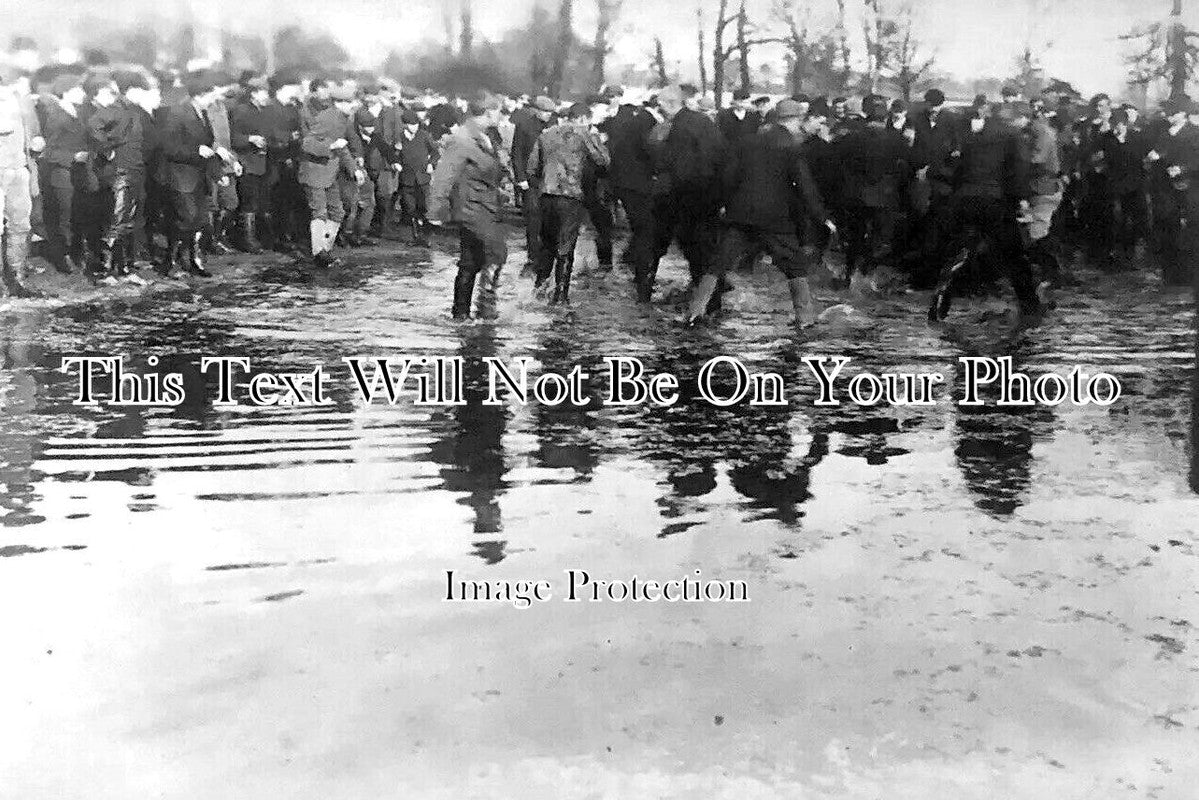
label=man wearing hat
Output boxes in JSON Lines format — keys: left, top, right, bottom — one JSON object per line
{"left": 429, "top": 98, "right": 508, "bottom": 319}
{"left": 158, "top": 71, "right": 224, "bottom": 277}
{"left": 510, "top": 95, "right": 556, "bottom": 268}
{"left": 606, "top": 86, "right": 658, "bottom": 280}
{"left": 717, "top": 89, "right": 760, "bottom": 149}
{"left": 833, "top": 92, "right": 909, "bottom": 286}
{"left": 526, "top": 101, "right": 610, "bottom": 303}
{"left": 261, "top": 70, "right": 304, "bottom": 253}
{"left": 396, "top": 107, "right": 437, "bottom": 245}
{"left": 201, "top": 70, "right": 241, "bottom": 256}
{"left": 85, "top": 70, "right": 146, "bottom": 279}
{"left": 298, "top": 79, "right": 360, "bottom": 267}
{"left": 687, "top": 98, "right": 835, "bottom": 329}
{"left": 230, "top": 75, "right": 272, "bottom": 253}
{"left": 0, "top": 65, "right": 42, "bottom": 296}
{"left": 907, "top": 87, "right": 960, "bottom": 286}
{"left": 40, "top": 70, "right": 92, "bottom": 273}
{"left": 1147, "top": 96, "right": 1199, "bottom": 285}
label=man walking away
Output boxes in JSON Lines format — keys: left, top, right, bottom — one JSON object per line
{"left": 511, "top": 96, "right": 556, "bottom": 270}
{"left": 526, "top": 102, "right": 611, "bottom": 304}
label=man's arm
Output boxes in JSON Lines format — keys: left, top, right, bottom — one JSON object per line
{"left": 427, "top": 137, "right": 468, "bottom": 221}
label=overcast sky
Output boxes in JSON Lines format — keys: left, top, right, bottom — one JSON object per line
{"left": 3, "top": 0, "right": 1195, "bottom": 95}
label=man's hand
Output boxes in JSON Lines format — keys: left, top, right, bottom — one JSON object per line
{"left": 198, "top": 145, "right": 215, "bottom": 159}
{"left": 824, "top": 219, "right": 837, "bottom": 235}
{"left": 330, "top": 138, "right": 348, "bottom": 150}
{"left": 73, "top": 151, "right": 89, "bottom": 163}
{"left": 916, "top": 166, "right": 929, "bottom": 181}
{"left": 216, "top": 146, "right": 233, "bottom": 161}
{"left": 248, "top": 134, "right": 267, "bottom": 149}
{"left": 354, "top": 169, "right": 367, "bottom": 185}
{"left": 1167, "top": 165, "right": 1182, "bottom": 178}
{"left": 1147, "top": 149, "right": 1161, "bottom": 162}
{"left": 517, "top": 180, "right": 529, "bottom": 191}
{"left": 29, "top": 135, "right": 45, "bottom": 153}
{"left": 392, "top": 163, "right": 403, "bottom": 173}
{"left": 427, "top": 164, "right": 434, "bottom": 174}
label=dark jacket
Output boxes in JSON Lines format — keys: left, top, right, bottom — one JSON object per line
{"left": 656, "top": 107, "right": 725, "bottom": 199}
{"left": 511, "top": 112, "right": 548, "bottom": 184}
{"left": 605, "top": 104, "right": 656, "bottom": 194}
{"left": 230, "top": 100, "right": 271, "bottom": 177}
{"left": 722, "top": 124, "right": 827, "bottom": 234}
{"left": 527, "top": 122, "right": 610, "bottom": 200}
{"left": 1097, "top": 128, "right": 1149, "bottom": 194}
{"left": 954, "top": 117, "right": 1029, "bottom": 201}
{"left": 716, "top": 107, "right": 761, "bottom": 150}
{"left": 397, "top": 127, "right": 438, "bottom": 186}
{"left": 836, "top": 121, "right": 909, "bottom": 208}
{"left": 158, "top": 100, "right": 220, "bottom": 192}
{"left": 428, "top": 123, "right": 505, "bottom": 227}
{"left": 911, "top": 107, "right": 960, "bottom": 187}
{"left": 41, "top": 100, "right": 91, "bottom": 189}
{"left": 87, "top": 97, "right": 144, "bottom": 181}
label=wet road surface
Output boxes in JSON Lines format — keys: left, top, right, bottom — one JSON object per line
{"left": 1, "top": 230, "right": 1197, "bottom": 798}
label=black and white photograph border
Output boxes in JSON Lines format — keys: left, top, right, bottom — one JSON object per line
{"left": 0, "top": 0, "right": 1197, "bottom": 797}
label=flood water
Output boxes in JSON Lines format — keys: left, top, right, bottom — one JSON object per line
{"left": 1, "top": 232, "right": 1197, "bottom": 798}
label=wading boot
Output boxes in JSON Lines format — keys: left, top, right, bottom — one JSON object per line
{"left": 97, "top": 238, "right": 120, "bottom": 282}
{"left": 788, "top": 277, "right": 818, "bottom": 329}
{"left": 474, "top": 263, "right": 501, "bottom": 318}
{"left": 452, "top": 270, "right": 475, "bottom": 319}
{"left": 188, "top": 231, "right": 213, "bottom": 277}
{"left": 240, "top": 213, "right": 263, "bottom": 254}
{"left": 550, "top": 254, "right": 573, "bottom": 305}
{"left": 685, "top": 273, "right": 720, "bottom": 324}
{"left": 4, "top": 235, "right": 44, "bottom": 298}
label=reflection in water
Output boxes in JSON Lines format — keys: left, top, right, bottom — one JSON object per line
{"left": 0, "top": 315, "right": 46, "bottom": 526}
{"left": 426, "top": 326, "right": 509, "bottom": 561}
{"left": 948, "top": 352, "right": 1055, "bottom": 517}
{"left": 531, "top": 323, "right": 601, "bottom": 479}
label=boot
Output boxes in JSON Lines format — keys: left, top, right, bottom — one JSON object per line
{"left": 120, "top": 234, "right": 136, "bottom": 276}
{"left": 550, "top": 253, "right": 573, "bottom": 305}
{"left": 211, "top": 211, "right": 234, "bottom": 255}
{"left": 156, "top": 236, "right": 180, "bottom": 277}
{"left": 475, "top": 263, "right": 502, "bottom": 318}
{"left": 416, "top": 219, "right": 430, "bottom": 246}
{"left": 452, "top": 269, "right": 475, "bottom": 319}
{"left": 188, "top": 231, "right": 212, "bottom": 277}
{"left": 685, "top": 273, "right": 720, "bottom": 324}
{"left": 67, "top": 235, "right": 88, "bottom": 273}
{"left": 98, "top": 238, "right": 120, "bottom": 279}
{"left": 787, "top": 277, "right": 818, "bottom": 329}
{"left": 240, "top": 213, "right": 263, "bottom": 254}
{"left": 4, "top": 235, "right": 44, "bottom": 298}
{"left": 323, "top": 219, "right": 343, "bottom": 267}
{"left": 258, "top": 213, "right": 276, "bottom": 251}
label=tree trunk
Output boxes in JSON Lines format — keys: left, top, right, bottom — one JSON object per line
{"left": 653, "top": 37, "right": 669, "bottom": 87}
{"left": 736, "top": 2, "right": 750, "bottom": 92}
{"left": 712, "top": 0, "right": 729, "bottom": 109}
{"left": 549, "top": 0, "right": 575, "bottom": 97}
{"left": 1169, "top": 0, "right": 1188, "bottom": 100}
{"left": 697, "top": 5, "right": 708, "bottom": 95}
{"left": 835, "top": 0, "right": 852, "bottom": 90}
{"left": 592, "top": 0, "right": 615, "bottom": 90}
{"left": 459, "top": 0, "right": 474, "bottom": 61}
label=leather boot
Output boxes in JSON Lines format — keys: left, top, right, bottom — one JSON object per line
{"left": 415, "top": 220, "right": 430, "bottom": 246}
{"left": 156, "top": 236, "right": 179, "bottom": 277}
{"left": 452, "top": 269, "right": 476, "bottom": 319}
{"left": 120, "top": 234, "right": 136, "bottom": 275}
{"left": 258, "top": 213, "right": 276, "bottom": 251}
{"left": 4, "top": 235, "right": 43, "bottom": 298}
{"left": 68, "top": 234, "right": 88, "bottom": 273}
{"left": 98, "top": 238, "right": 120, "bottom": 278}
{"left": 550, "top": 253, "right": 573, "bottom": 305}
{"left": 188, "top": 231, "right": 212, "bottom": 277}
{"left": 241, "top": 213, "right": 263, "bottom": 254}
{"left": 787, "top": 277, "right": 818, "bottom": 329}
{"left": 474, "top": 263, "right": 502, "bottom": 318}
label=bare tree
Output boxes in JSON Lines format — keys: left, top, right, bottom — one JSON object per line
{"left": 590, "top": 0, "right": 622, "bottom": 90}
{"left": 442, "top": 3, "right": 457, "bottom": 55}
{"left": 833, "top": 0, "right": 853, "bottom": 88}
{"left": 711, "top": 0, "right": 781, "bottom": 107}
{"left": 651, "top": 37, "right": 670, "bottom": 87}
{"left": 1122, "top": 0, "right": 1198, "bottom": 101}
{"left": 860, "top": 0, "right": 901, "bottom": 94}
{"left": 459, "top": 0, "right": 474, "bottom": 61}
{"left": 697, "top": 4, "right": 709, "bottom": 94}
{"left": 548, "top": 0, "right": 576, "bottom": 96}
{"left": 891, "top": 3, "right": 935, "bottom": 100}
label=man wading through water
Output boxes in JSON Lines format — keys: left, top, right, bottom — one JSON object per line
{"left": 428, "top": 98, "right": 507, "bottom": 320}
{"left": 687, "top": 99, "right": 836, "bottom": 329}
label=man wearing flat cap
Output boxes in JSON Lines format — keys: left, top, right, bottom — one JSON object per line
{"left": 40, "top": 71, "right": 91, "bottom": 273}
{"left": 230, "top": 75, "right": 272, "bottom": 252}
{"left": 298, "top": 78, "right": 360, "bottom": 267}
{"left": 0, "top": 65, "right": 43, "bottom": 296}
{"left": 688, "top": 98, "right": 834, "bottom": 329}
{"left": 1147, "top": 96, "right": 1199, "bottom": 284}
{"left": 511, "top": 95, "right": 557, "bottom": 268}
{"left": 395, "top": 107, "right": 437, "bottom": 245}
{"left": 717, "top": 88, "right": 761, "bottom": 152}
{"left": 158, "top": 71, "right": 224, "bottom": 277}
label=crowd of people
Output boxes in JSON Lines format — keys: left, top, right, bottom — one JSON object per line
{"left": 1, "top": 59, "right": 1198, "bottom": 331}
